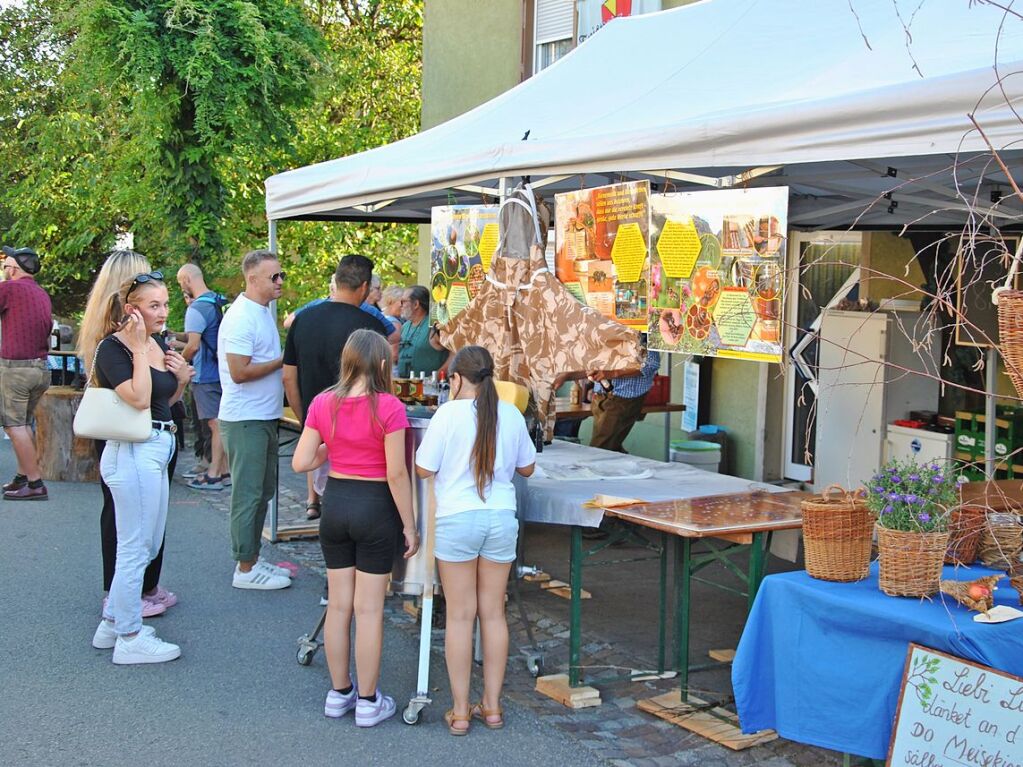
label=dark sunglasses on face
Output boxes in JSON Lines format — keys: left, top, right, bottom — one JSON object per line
{"left": 270, "top": 271, "right": 286, "bottom": 283}
{"left": 129, "top": 270, "right": 163, "bottom": 293}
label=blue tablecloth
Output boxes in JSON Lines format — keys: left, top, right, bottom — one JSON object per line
{"left": 733, "top": 562, "right": 1023, "bottom": 759}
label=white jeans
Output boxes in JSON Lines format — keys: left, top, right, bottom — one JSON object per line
{"left": 101, "top": 429, "right": 175, "bottom": 635}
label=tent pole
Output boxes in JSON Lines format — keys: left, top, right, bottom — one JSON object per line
{"left": 267, "top": 216, "right": 280, "bottom": 543}
{"left": 985, "top": 347, "right": 997, "bottom": 479}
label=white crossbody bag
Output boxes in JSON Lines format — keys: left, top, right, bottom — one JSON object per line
{"left": 72, "top": 337, "right": 152, "bottom": 442}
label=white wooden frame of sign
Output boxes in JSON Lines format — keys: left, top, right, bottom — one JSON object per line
{"left": 887, "top": 643, "right": 1023, "bottom": 767}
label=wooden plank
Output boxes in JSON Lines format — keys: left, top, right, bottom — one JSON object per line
{"left": 262, "top": 524, "right": 318, "bottom": 542}
{"left": 637, "top": 691, "right": 776, "bottom": 751}
{"left": 708, "top": 648, "right": 736, "bottom": 663}
{"left": 523, "top": 571, "right": 552, "bottom": 583}
{"left": 541, "top": 580, "right": 591, "bottom": 599}
{"left": 535, "top": 674, "right": 601, "bottom": 709}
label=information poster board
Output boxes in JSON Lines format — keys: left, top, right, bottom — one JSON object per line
{"left": 648, "top": 187, "right": 788, "bottom": 362}
{"left": 554, "top": 180, "right": 650, "bottom": 328}
{"left": 887, "top": 643, "right": 1023, "bottom": 767}
{"left": 429, "top": 205, "right": 500, "bottom": 324}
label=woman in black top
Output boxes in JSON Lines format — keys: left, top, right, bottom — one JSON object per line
{"left": 81, "top": 272, "right": 193, "bottom": 665}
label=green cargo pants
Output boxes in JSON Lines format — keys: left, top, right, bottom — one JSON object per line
{"left": 220, "top": 419, "right": 278, "bottom": 563}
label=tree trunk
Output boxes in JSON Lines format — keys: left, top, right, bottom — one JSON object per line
{"left": 35, "top": 386, "right": 99, "bottom": 482}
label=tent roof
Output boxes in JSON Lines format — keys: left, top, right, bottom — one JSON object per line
{"left": 265, "top": 0, "right": 1023, "bottom": 228}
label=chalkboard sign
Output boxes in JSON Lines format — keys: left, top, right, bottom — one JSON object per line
{"left": 955, "top": 236, "right": 1020, "bottom": 348}
{"left": 887, "top": 643, "right": 1023, "bottom": 767}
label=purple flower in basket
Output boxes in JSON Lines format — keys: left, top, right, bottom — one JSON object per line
{"left": 888, "top": 492, "right": 901, "bottom": 502}
{"left": 891, "top": 475, "right": 902, "bottom": 484}
{"left": 882, "top": 505, "right": 894, "bottom": 514}
{"left": 874, "top": 486, "right": 885, "bottom": 494}
{"left": 918, "top": 512, "right": 931, "bottom": 523}
{"left": 909, "top": 474, "right": 920, "bottom": 482}
{"left": 930, "top": 464, "right": 941, "bottom": 471}
{"left": 905, "top": 494, "right": 918, "bottom": 504}
{"left": 933, "top": 475, "right": 944, "bottom": 483}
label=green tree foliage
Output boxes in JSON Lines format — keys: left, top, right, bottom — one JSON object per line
{"left": 0, "top": 0, "right": 422, "bottom": 319}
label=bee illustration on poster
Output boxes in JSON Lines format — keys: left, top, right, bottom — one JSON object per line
{"left": 648, "top": 187, "right": 788, "bottom": 363}
{"left": 429, "top": 205, "right": 500, "bottom": 324}
{"left": 554, "top": 180, "right": 650, "bottom": 327}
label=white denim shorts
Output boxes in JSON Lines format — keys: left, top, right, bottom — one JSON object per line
{"left": 434, "top": 508, "right": 518, "bottom": 563}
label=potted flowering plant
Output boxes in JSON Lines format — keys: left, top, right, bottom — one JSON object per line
{"left": 864, "top": 459, "right": 961, "bottom": 597}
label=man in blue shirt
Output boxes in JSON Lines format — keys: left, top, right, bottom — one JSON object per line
{"left": 589, "top": 347, "right": 661, "bottom": 453}
{"left": 177, "top": 263, "right": 228, "bottom": 489}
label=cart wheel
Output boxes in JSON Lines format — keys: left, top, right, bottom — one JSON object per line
{"left": 297, "top": 647, "right": 315, "bottom": 666}
{"left": 526, "top": 654, "right": 544, "bottom": 678}
{"left": 402, "top": 705, "right": 421, "bottom": 725}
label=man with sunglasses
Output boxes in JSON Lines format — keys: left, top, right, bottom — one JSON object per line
{"left": 217, "top": 250, "right": 291, "bottom": 590}
{"left": 0, "top": 246, "right": 52, "bottom": 501}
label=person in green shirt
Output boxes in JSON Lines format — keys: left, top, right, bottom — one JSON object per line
{"left": 398, "top": 285, "right": 449, "bottom": 377}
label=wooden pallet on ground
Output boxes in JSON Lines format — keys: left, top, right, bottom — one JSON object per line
{"left": 540, "top": 579, "right": 591, "bottom": 599}
{"left": 535, "top": 673, "right": 601, "bottom": 709}
{"left": 637, "top": 691, "right": 776, "bottom": 750}
{"left": 262, "top": 524, "right": 318, "bottom": 542}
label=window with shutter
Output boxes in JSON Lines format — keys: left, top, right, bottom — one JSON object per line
{"left": 534, "top": 0, "right": 573, "bottom": 73}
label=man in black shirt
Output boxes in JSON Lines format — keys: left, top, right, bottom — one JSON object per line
{"left": 283, "top": 255, "right": 390, "bottom": 518}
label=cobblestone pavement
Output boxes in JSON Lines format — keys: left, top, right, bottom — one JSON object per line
{"left": 187, "top": 449, "right": 846, "bottom": 767}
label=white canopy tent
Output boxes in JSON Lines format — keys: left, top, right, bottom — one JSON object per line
{"left": 265, "top": 0, "right": 1023, "bottom": 230}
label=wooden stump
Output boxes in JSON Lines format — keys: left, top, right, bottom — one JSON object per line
{"left": 35, "top": 386, "right": 99, "bottom": 482}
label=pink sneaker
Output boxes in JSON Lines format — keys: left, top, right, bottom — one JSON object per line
{"left": 148, "top": 586, "right": 178, "bottom": 609}
{"left": 103, "top": 596, "right": 167, "bottom": 618}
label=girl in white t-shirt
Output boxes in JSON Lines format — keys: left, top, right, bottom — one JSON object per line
{"left": 415, "top": 346, "right": 536, "bottom": 735}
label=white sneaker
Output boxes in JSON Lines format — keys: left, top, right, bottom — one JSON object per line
{"left": 92, "top": 621, "right": 154, "bottom": 650}
{"left": 256, "top": 559, "right": 291, "bottom": 578}
{"left": 324, "top": 688, "right": 358, "bottom": 719}
{"left": 232, "top": 565, "right": 291, "bottom": 590}
{"left": 112, "top": 631, "right": 180, "bottom": 664}
{"left": 355, "top": 691, "right": 396, "bottom": 727}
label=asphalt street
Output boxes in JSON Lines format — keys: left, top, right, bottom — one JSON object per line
{"left": 0, "top": 440, "right": 605, "bottom": 766}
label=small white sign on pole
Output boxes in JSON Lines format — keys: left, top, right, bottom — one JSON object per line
{"left": 682, "top": 360, "right": 699, "bottom": 433}
{"left": 887, "top": 644, "right": 1023, "bottom": 767}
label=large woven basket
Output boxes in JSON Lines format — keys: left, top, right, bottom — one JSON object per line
{"left": 945, "top": 506, "right": 986, "bottom": 565}
{"left": 877, "top": 526, "right": 949, "bottom": 597}
{"left": 802, "top": 485, "right": 872, "bottom": 582}
{"left": 977, "top": 517, "right": 1023, "bottom": 570}
{"left": 998, "top": 290, "right": 1023, "bottom": 399}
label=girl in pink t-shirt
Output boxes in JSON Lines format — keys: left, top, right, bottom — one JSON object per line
{"left": 293, "top": 329, "right": 418, "bottom": 727}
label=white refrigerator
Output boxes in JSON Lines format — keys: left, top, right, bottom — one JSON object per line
{"left": 813, "top": 310, "right": 941, "bottom": 491}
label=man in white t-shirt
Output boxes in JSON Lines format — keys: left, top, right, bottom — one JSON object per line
{"left": 218, "top": 249, "right": 291, "bottom": 590}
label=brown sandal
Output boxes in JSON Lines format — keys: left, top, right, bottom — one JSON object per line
{"left": 305, "top": 501, "right": 321, "bottom": 521}
{"left": 444, "top": 708, "right": 470, "bottom": 736}
{"left": 470, "top": 701, "right": 504, "bottom": 729}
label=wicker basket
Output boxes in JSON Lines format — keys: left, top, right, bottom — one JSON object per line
{"left": 802, "top": 485, "right": 872, "bottom": 582}
{"left": 945, "top": 506, "right": 986, "bottom": 565}
{"left": 977, "top": 518, "right": 1023, "bottom": 570}
{"left": 876, "top": 526, "right": 950, "bottom": 597}
{"left": 998, "top": 290, "right": 1023, "bottom": 399}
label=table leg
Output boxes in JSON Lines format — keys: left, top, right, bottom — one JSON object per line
{"left": 747, "top": 531, "right": 767, "bottom": 613}
{"left": 569, "top": 524, "right": 583, "bottom": 687}
{"left": 658, "top": 531, "right": 667, "bottom": 674}
{"left": 674, "top": 536, "right": 692, "bottom": 701}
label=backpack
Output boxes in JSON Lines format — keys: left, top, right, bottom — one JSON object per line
{"left": 193, "top": 292, "right": 227, "bottom": 361}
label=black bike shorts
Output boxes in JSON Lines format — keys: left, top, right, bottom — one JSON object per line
{"left": 319, "top": 477, "right": 401, "bottom": 574}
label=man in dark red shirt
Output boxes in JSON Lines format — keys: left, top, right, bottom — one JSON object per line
{"left": 0, "top": 246, "right": 52, "bottom": 500}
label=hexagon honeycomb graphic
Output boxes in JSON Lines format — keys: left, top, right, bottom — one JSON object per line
{"left": 609, "top": 222, "right": 648, "bottom": 283}
{"left": 656, "top": 218, "right": 702, "bottom": 279}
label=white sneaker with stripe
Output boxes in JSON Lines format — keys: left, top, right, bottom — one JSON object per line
{"left": 232, "top": 564, "right": 291, "bottom": 590}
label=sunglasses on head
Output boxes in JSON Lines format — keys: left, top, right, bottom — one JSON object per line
{"left": 129, "top": 270, "right": 163, "bottom": 293}
{"left": 270, "top": 271, "right": 286, "bottom": 283}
